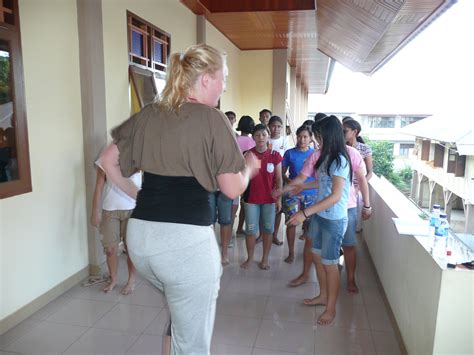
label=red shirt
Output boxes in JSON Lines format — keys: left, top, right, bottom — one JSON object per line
{"left": 245, "top": 148, "right": 283, "bottom": 204}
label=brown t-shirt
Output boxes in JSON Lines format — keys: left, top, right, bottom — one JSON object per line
{"left": 111, "top": 102, "right": 245, "bottom": 192}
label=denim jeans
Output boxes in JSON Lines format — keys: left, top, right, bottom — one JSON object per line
{"left": 244, "top": 203, "right": 276, "bottom": 236}
{"left": 311, "top": 214, "right": 348, "bottom": 265}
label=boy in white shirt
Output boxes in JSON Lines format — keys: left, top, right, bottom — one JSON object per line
{"left": 268, "top": 115, "right": 289, "bottom": 245}
{"left": 91, "top": 144, "right": 142, "bottom": 294}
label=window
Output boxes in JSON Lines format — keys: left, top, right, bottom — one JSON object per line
{"left": 433, "top": 143, "right": 445, "bottom": 168}
{"left": 368, "top": 116, "right": 395, "bottom": 128}
{"left": 127, "top": 11, "right": 169, "bottom": 110}
{"left": 399, "top": 143, "right": 414, "bottom": 156}
{"left": 447, "top": 148, "right": 466, "bottom": 177}
{"left": 421, "top": 140, "right": 430, "bottom": 161}
{"left": 0, "top": 0, "right": 31, "bottom": 199}
{"left": 400, "top": 116, "right": 425, "bottom": 127}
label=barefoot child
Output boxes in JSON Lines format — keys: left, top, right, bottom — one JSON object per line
{"left": 241, "top": 124, "right": 282, "bottom": 270}
{"left": 287, "top": 115, "right": 351, "bottom": 325}
{"left": 281, "top": 125, "right": 317, "bottom": 264}
{"left": 91, "top": 143, "right": 141, "bottom": 294}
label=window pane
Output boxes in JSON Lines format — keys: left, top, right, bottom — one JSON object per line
{"left": 0, "top": 40, "right": 18, "bottom": 182}
{"left": 131, "top": 30, "right": 143, "bottom": 56}
{"left": 153, "top": 40, "right": 162, "bottom": 64}
{"left": 130, "top": 66, "right": 157, "bottom": 107}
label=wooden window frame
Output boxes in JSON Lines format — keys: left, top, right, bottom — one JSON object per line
{"left": 0, "top": 0, "right": 31, "bottom": 199}
{"left": 447, "top": 148, "right": 456, "bottom": 174}
{"left": 433, "top": 143, "right": 445, "bottom": 168}
{"left": 421, "top": 140, "right": 430, "bottom": 161}
{"left": 127, "top": 11, "right": 171, "bottom": 74}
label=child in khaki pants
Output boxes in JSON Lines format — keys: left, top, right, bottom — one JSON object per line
{"left": 90, "top": 144, "right": 142, "bottom": 294}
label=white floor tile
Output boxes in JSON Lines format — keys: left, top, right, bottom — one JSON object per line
{"left": 63, "top": 328, "right": 138, "bottom": 355}
{"left": 46, "top": 298, "right": 115, "bottom": 327}
{"left": 255, "top": 319, "right": 315, "bottom": 355}
{"left": 217, "top": 292, "right": 268, "bottom": 319}
{"left": 6, "top": 321, "right": 87, "bottom": 355}
{"left": 126, "top": 334, "right": 163, "bottom": 355}
{"left": 93, "top": 303, "right": 160, "bottom": 334}
{"left": 314, "top": 326, "right": 376, "bottom": 355}
{"left": 212, "top": 315, "right": 261, "bottom": 347}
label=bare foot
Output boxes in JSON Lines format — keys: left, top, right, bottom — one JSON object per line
{"left": 284, "top": 255, "right": 294, "bottom": 264}
{"left": 258, "top": 261, "right": 270, "bottom": 270}
{"left": 103, "top": 281, "right": 116, "bottom": 293}
{"left": 272, "top": 238, "right": 283, "bottom": 246}
{"left": 317, "top": 309, "right": 336, "bottom": 325}
{"left": 347, "top": 281, "right": 359, "bottom": 294}
{"left": 303, "top": 295, "right": 327, "bottom": 306}
{"left": 240, "top": 259, "right": 252, "bottom": 269}
{"left": 120, "top": 282, "right": 135, "bottom": 295}
{"left": 221, "top": 257, "right": 230, "bottom": 266}
{"left": 288, "top": 275, "right": 307, "bottom": 287}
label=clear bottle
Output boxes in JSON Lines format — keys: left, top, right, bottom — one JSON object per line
{"left": 428, "top": 204, "right": 441, "bottom": 253}
{"left": 433, "top": 213, "right": 449, "bottom": 264}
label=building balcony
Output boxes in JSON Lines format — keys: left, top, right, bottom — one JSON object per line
{"left": 412, "top": 158, "right": 474, "bottom": 203}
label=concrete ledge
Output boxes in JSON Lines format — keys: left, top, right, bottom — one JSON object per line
{"left": 0, "top": 266, "right": 89, "bottom": 335}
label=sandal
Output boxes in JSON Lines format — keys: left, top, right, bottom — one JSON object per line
{"left": 272, "top": 239, "right": 283, "bottom": 246}
{"left": 82, "top": 275, "right": 108, "bottom": 287}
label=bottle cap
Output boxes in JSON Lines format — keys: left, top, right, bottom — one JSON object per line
{"left": 447, "top": 250, "right": 452, "bottom": 256}
{"left": 433, "top": 204, "right": 441, "bottom": 209}
{"left": 440, "top": 213, "right": 447, "bottom": 218}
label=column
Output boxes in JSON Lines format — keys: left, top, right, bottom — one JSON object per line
{"left": 197, "top": 15, "right": 206, "bottom": 43}
{"left": 271, "top": 49, "right": 287, "bottom": 121}
{"left": 77, "top": 0, "right": 108, "bottom": 275}
{"left": 464, "top": 204, "right": 474, "bottom": 234}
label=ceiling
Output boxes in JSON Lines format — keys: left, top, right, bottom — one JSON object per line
{"left": 181, "top": 0, "right": 455, "bottom": 94}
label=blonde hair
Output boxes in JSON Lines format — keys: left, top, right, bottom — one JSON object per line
{"left": 157, "top": 44, "right": 226, "bottom": 111}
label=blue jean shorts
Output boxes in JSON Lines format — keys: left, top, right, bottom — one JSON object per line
{"left": 244, "top": 203, "right": 276, "bottom": 236}
{"left": 342, "top": 207, "right": 357, "bottom": 247}
{"left": 209, "top": 192, "right": 233, "bottom": 226}
{"left": 311, "top": 214, "right": 348, "bottom": 265}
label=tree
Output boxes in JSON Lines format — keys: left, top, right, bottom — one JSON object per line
{"left": 366, "top": 140, "right": 412, "bottom": 193}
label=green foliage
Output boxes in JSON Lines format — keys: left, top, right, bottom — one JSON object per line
{"left": 0, "top": 56, "right": 11, "bottom": 105}
{"left": 366, "top": 139, "right": 413, "bottom": 193}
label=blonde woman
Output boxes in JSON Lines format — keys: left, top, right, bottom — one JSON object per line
{"left": 101, "top": 44, "right": 258, "bottom": 355}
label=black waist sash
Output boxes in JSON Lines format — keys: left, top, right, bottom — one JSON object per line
{"left": 132, "top": 172, "right": 214, "bottom": 226}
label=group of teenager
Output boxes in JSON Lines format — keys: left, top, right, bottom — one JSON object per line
{"left": 89, "top": 43, "right": 374, "bottom": 354}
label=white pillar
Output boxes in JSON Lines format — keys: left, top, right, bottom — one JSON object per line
{"left": 77, "top": 0, "right": 108, "bottom": 275}
{"left": 271, "top": 49, "right": 287, "bottom": 121}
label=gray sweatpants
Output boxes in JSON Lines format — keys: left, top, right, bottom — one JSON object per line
{"left": 126, "top": 219, "right": 222, "bottom": 355}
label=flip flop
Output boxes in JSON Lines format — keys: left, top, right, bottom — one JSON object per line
{"left": 82, "top": 276, "right": 108, "bottom": 287}
{"left": 288, "top": 278, "right": 307, "bottom": 287}
{"left": 272, "top": 239, "right": 283, "bottom": 246}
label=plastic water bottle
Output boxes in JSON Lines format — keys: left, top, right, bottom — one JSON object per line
{"left": 433, "top": 213, "right": 449, "bottom": 264}
{"left": 429, "top": 204, "right": 441, "bottom": 253}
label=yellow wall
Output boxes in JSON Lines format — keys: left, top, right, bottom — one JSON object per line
{"left": 101, "top": 0, "right": 196, "bottom": 132}
{"left": 239, "top": 50, "right": 273, "bottom": 122}
{"left": 206, "top": 22, "right": 241, "bottom": 118}
{"left": 1, "top": 0, "right": 88, "bottom": 319}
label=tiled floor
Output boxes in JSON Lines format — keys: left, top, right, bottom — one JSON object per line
{"left": 1, "top": 226, "right": 404, "bottom": 355}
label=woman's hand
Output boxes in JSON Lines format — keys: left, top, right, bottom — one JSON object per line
{"left": 276, "top": 199, "right": 282, "bottom": 213}
{"left": 244, "top": 151, "right": 260, "bottom": 179}
{"left": 90, "top": 211, "right": 101, "bottom": 227}
{"left": 286, "top": 210, "right": 306, "bottom": 226}
{"left": 361, "top": 206, "right": 372, "bottom": 220}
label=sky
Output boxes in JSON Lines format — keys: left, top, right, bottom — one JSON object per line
{"left": 308, "top": 0, "right": 474, "bottom": 119}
